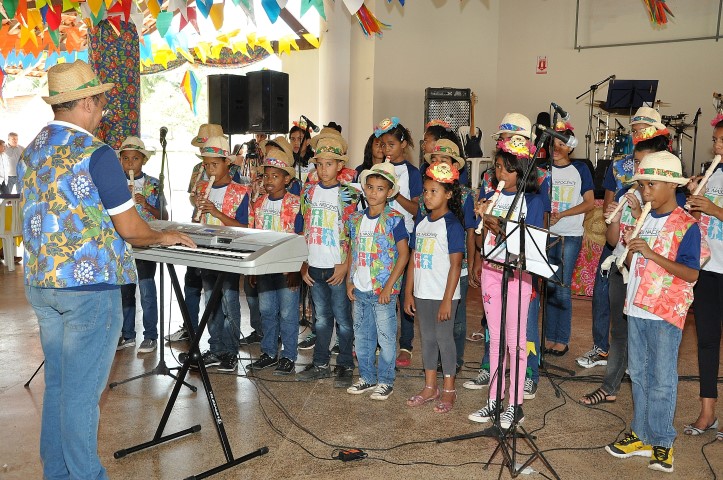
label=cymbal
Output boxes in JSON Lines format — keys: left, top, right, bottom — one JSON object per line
{"left": 654, "top": 100, "right": 671, "bottom": 107}
{"left": 586, "top": 101, "right": 605, "bottom": 107}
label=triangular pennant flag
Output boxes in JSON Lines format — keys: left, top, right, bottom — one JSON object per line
{"left": 62, "top": 0, "right": 79, "bottom": 12}
{"left": 130, "top": 12, "right": 144, "bottom": 37}
{"left": 342, "top": 0, "right": 363, "bottom": 14}
{"left": 108, "top": 0, "right": 131, "bottom": 22}
{"left": 16, "top": 0, "right": 27, "bottom": 21}
{"left": 45, "top": 4, "right": 62, "bottom": 30}
{"left": 277, "top": 36, "right": 292, "bottom": 56}
{"left": 302, "top": 32, "right": 319, "bottom": 48}
{"left": 26, "top": 7, "right": 42, "bottom": 28}
{"left": 238, "top": 0, "right": 255, "bottom": 25}
{"left": 180, "top": 69, "right": 200, "bottom": 114}
{"left": 195, "top": 0, "right": 212, "bottom": 18}
{"left": 277, "top": 0, "right": 287, "bottom": 7}
{"left": 48, "top": 28, "right": 60, "bottom": 47}
{"left": 103, "top": 0, "right": 113, "bottom": 10}
{"left": 153, "top": 48, "right": 176, "bottom": 68}
{"left": 39, "top": 4, "right": 48, "bottom": 22}
{"left": 208, "top": 3, "right": 223, "bottom": 30}
{"left": 168, "top": 0, "right": 187, "bottom": 20}
{"left": 64, "top": 26, "right": 82, "bottom": 51}
{"left": 146, "top": 0, "right": 160, "bottom": 18}
{"left": 179, "top": 7, "right": 199, "bottom": 34}
{"left": 176, "top": 46, "right": 194, "bottom": 63}
{"left": 86, "top": 0, "right": 103, "bottom": 17}
{"left": 210, "top": 43, "right": 224, "bottom": 59}
{"left": 3, "top": 0, "right": 19, "bottom": 18}
{"left": 107, "top": 14, "right": 121, "bottom": 34}
{"left": 246, "top": 32, "right": 257, "bottom": 49}
{"left": 156, "top": 10, "right": 173, "bottom": 37}
{"left": 300, "top": 0, "right": 325, "bottom": 20}
{"left": 19, "top": 24, "right": 38, "bottom": 48}
{"left": 139, "top": 34, "right": 152, "bottom": 61}
{"left": 261, "top": 0, "right": 280, "bottom": 23}
{"left": 195, "top": 41, "right": 210, "bottom": 63}
{"left": 257, "top": 36, "right": 273, "bottom": 55}
{"left": 231, "top": 41, "right": 249, "bottom": 56}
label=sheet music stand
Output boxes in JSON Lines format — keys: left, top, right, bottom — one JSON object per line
{"left": 603, "top": 79, "right": 658, "bottom": 116}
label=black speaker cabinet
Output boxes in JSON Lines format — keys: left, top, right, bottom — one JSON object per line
{"left": 424, "top": 87, "right": 471, "bottom": 134}
{"left": 208, "top": 74, "right": 248, "bottom": 135}
{"left": 247, "top": 70, "right": 289, "bottom": 134}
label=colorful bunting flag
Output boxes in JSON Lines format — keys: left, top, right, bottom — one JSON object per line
{"left": 302, "top": 32, "right": 319, "bottom": 48}
{"left": 261, "top": 0, "right": 281, "bottom": 23}
{"left": 300, "top": 0, "right": 325, "bottom": 20}
{"left": 196, "top": 0, "right": 213, "bottom": 18}
{"left": 156, "top": 10, "right": 173, "bottom": 37}
{"left": 3, "top": 0, "right": 19, "bottom": 18}
{"left": 355, "top": 4, "right": 390, "bottom": 37}
{"left": 209, "top": 3, "right": 224, "bottom": 30}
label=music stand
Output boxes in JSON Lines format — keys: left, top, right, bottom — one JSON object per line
{"left": 603, "top": 79, "right": 658, "bottom": 116}
{"left": 109, "top": 133, "right": 196, "bottom": 392}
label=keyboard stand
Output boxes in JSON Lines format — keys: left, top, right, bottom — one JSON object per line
{"left": 114, "top": 263, "right": 269, "bottom": 478}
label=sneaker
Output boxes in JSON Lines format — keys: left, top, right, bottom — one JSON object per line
{"left": 370, "top": 384, "right": 394, "bottom": 401}
{"left": 187, "top": 350, "right": 222, "bottom": 370}
{"left": 648, "top": 446, "right": 674, "bottom": 473}
{"left": 500, "top": 404, "right": 525, "bottom": 429}
{"left": 576, "top": 346, "right": 608, "bottom": 369}
{"left": 298, "top": 333, "right": 316, "bottom": 350}
{"left": 165, "top": 327, "right": 190, "bottom": 342}
{"left": 463, "top": 369, "right": 490, "bottom": 390}
{"left": 116, "top": 337, "right": 136, "bottom": 351}
{"left": 333, "top": 365, "right": 354, "bottom": 388}
{"left": 137, "top": 339, "right": 157, "bottom": 353}
{"left": 217, "top": 353, "right": 238, "bottom": 372}
{"left": 605, "top": 432, "right": 653, "bottom": 458}
{"left": 296, "top": 364, "right": 331, "bottom": 381}
{"left": 468, "top": 399, "right": 499, "bottom": 423}
{"left": 239, "top": 330, "right": 263, "bottom": 346}
{"left": 523, "top": 379, "right": 537, "bottom": 400}
{"left": 347, "top": 380, "right": 377, "bottom": 395}
{"left": 273, "top": 358, "right": 295, "bottom": 375}
{"left": 250, "top": 353, "right": 278, "bottom": 370}
{"left": 330, "top": 342, "right": 340, "bottom": 355}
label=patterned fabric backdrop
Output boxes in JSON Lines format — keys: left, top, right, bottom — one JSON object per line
{"left": 571, "top": 201, "right": 605, "bottom": 297}
{"left": 88, "top": 20, "right": 140, "bottom": 149}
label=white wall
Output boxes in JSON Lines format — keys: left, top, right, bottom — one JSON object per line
{"left": 282, "top": 49, "right": 320, "bottom": 128}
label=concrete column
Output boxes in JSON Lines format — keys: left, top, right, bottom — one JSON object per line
{"left": 318, "top": 0, "right": 351, "bottom": 136}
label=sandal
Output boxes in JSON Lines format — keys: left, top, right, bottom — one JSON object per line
{"left": 466, "top": 329, "right": 485, "bottom": 342}
{"left": 683, "top": 418, "right": 719, "bottom": 436}
{"left": 579, "top": 388, "right": 616, "bottom": 406}
{"left": 396, "top": 349, "right": 412, "bottom": 368}
{"left": 434, "top": 389, "right": 457, "bottom": 414}
{"left": 406, "top": 385, "right": 439, "bottom": 407}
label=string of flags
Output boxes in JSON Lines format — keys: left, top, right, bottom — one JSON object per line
{"left": 642, "top": 0, "right": 674, "bottom": 25}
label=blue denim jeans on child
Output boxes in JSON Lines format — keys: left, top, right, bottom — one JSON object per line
{"left": 352, "top": 289, "right": 397, "bottom": 385}
{"left": 258, "top": 273, "right": 300, "bottom": 361}
{"left": 309, "top": 266, "right": 354, "bottom": 368}
{"left": 202, "top": 270, "right": 241, "bottom": 355}
{"left": 244, "top": 275, "right": 263, "bottom": 335}
{"left": 27, "top": 286, "right": 122, "bottom": 480}
{"left": 184, "top": 266, "right": 203, "bottom": 334}
{"left": 591, "top": 244, "right": 613, "bottom": 353}
{"left": 545, "top": 235, "right": 583, "bottom": 345}
{"left": 627, "top": 316, "right": 683, "bottom": 448}
{"left": 121, "top": 259, "right": 158, "bottom": 340}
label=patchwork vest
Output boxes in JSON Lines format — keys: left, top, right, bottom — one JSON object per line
{"left": 17, "top": 123, "right": 136, "bottom": 288}
{"left": 195, "top": 180, "right": 249, "bottom": 226}
{"left": 134, "top": 173, "right": 161, "bottom": 223}
{"left": 249, "top": 192, "right": 300, "bottom": 233}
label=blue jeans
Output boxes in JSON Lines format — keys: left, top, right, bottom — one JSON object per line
{"left": 352, "top": 289, "right": 397, "bottom": 385}
{"left": 244, "top": 275, "right": 262, "bottom": 334}
{"left": 26, "top": 286, "right": 122, "bottom": 480}
{"left": 258, "top": 274, "right": 300, "bottom": 361}
{"left": 453, "top": 275, "right": 469, "bottom": 368}
{"left": 184, "top": 266, "right": 203, "bottom": 334}
{"left": 591, "top": 244, "right": 613, "bottom": 353}
{"left": 398, "top": 272, "right": 415, "bottom": 350}
{"left": 527, "top": 287, "right": 540, "bottom": 383}
{"left": 121, "top": 259, "right": 158, "bottom": 340}
{"left": 545, "top": 235, "right": 583, "bottom": 345}
{"left": 628, "top": 316, "right": 683, "bottom": 448}
{"left": 201, "top": 271, "right": 241, "bottom": 356}
{"left": 308, "top": 266, "right": 354, "bottom": 368}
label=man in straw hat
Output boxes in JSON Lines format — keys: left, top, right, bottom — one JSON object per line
{"left": 604, "top": 151, "right": 705, "bottom": 472}
{"left": 17, "top": 60, "right": 195, "bottom": 479}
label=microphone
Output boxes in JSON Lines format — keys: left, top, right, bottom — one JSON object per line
{"left": 301, "top": 115, "right": 320, "bottom": 132}
{"left": 551, "top": 103, "right": 571, "bottom": 122}
{"left": 160, "top": 126, "right": 168, "bottom": 142}
{"left": 537, "top": 124, "right": 579, "bottom": 148}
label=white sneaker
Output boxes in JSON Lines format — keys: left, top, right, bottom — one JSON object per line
{"left": 370, "top": 384, "right": 393, "bottom": 401}
{"left": 576, "top": 346, "right": 608, "bottom": 369}
{"left": 468, "top": 399, "right": 498, "bottom": 423}
{"left": 463, "top": 369, "right": 490, "bottom": 390}
{"left": 500, "top": 404, "right": 525, "bottom": 430}
{"left": 165, "top": 327, "right": 189, "bottom": 342}
{"left": 523, "top": 378, "right": 537, "bottom": 400}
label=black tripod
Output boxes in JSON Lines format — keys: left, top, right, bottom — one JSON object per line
{"left": 114, "top": 264, "right": 268, "bottom": 478}
{"left": 109, "top": 131, "right": 195, "bottom": 392}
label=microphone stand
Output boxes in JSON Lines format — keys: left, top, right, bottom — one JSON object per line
{"left": 691, "top": 108, "right": 702, "bottom": 174}
{"left": 577, "top": 75, "right": 615, "bottom": 167}
{"left": 109, "top": 130, "right": 196, "bottom": 392}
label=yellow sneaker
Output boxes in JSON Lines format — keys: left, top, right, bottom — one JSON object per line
{"left": 648, "top": 446, "right": 674, "bottom": 473}
{"left": 605, "top": 432, "right": 653, "bottom": 458}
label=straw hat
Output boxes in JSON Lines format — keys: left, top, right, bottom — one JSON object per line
{"left": 629, "top": 107, "right": 666, "bottom": 131}
{"left": 493, "top": 113, "right": 532, "bottom": 139}
{"left": 583, "top": 207, "right": 607, "bottom": 247}
{"left": 631, "top": 151, "right": 688, "bottom": 185}
{"left": 196, "top": 136, "right": 233, "bottom": 159}
{"left": 191, "top": 124, "right": 225, "bottom": 147}
{"left": 260, "top": 136, "right": 295, "bottom": 163}
{"left": 42, "top": 60, "right": 114, "bottom": 105}
{"left": 311, "top": 130, "right": 349, "bottom": 163}
{"left": 309, "top": 127, "right": 348, "bottom": 154}
{"left": 424, "top": 139, "right": 465, "bottom": 170}
{"left": 358, "top": 161, "right": 399, "bottom": 198}
{"left": 117, "top": 136, "right": 155, "bottom": 163}
{"left": 261, "top": 146, "right": 296, "bottom": 178}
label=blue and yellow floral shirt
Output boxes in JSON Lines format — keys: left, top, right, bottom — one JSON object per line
{"left": 17, "top": 122, "right": 137, "bottom": 288}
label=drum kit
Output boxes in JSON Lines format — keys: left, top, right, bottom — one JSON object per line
{"left": 588, "top": 99, "right": 702, "bottom": 169}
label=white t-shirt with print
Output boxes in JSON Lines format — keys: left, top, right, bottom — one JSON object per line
{"left": 307, "top": 184, "right": 342, "bottom": 268}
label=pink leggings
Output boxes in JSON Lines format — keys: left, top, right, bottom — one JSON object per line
{"left": 481, "top": 264, "right": 532, "bottom": 406}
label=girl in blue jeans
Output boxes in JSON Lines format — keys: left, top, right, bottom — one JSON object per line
{"left": 543, "top": 124, "right": 595, "bottom": 355}
{"left": 346, "top": 162, "right": 409, "bottom": 400}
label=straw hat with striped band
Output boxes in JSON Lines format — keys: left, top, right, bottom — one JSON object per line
{"left": 196, "top": 136, "right": 234, "bottom": 160}
{"left": 358, "top": 161, "right": 399, "bottom": 198}
{"left": 42, "top": 60, "right": 114, "bottom": 105}
{"left": 117, "top": 136, "right": 155, "bottom": 164}
{"left": 424, "top": 139, "right": 465, "bottom": 170}
{"left": 261, "top": 146, "right": 296, "bottom": 178}
{"left": 191, "top": 124, "right": 225, "bottom": 147}
{"left": 260, "top": 136, "right": 295, "bottom": 163}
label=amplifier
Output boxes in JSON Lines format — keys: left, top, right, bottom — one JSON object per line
{"left": 424, "top": 87, "right": 471, "bottom": 135}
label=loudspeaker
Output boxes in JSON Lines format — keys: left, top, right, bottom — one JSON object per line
{"left": 424, "top": 87, "right": 471, "bottom": 134}
{"left": 208, "top": 74, "right": 248, "bottom": 135}
{"left": 247, "top": 70, "right": 289, "bottom": 134}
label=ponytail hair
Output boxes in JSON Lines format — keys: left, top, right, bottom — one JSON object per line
{"left": 493, "top": 150, "right": 538, "bottom": 193}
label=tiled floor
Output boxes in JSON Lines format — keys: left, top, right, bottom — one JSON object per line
{"left": 1, "top": 263, "right": 720, "bottom": 479}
